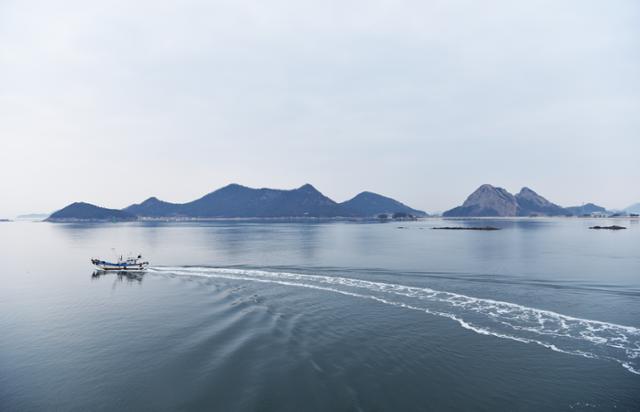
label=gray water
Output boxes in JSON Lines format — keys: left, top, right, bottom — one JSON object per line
{"left": 1, "top": 218, "right": 639, "bottom": 411}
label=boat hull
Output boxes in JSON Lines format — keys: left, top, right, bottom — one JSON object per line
{"left": 94, "top": 264, "right": 148, "bottom": 272}
{"left": 91, "top": 258, "right": 149, "bottom": 272}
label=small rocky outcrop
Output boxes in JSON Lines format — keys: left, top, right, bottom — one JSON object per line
{"left": 432, "top": 226, "right": 500, "bottom": 231}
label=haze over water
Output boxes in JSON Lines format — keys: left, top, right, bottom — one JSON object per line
{"left": 1, "top": 218, "right": 639, "bottom": 410}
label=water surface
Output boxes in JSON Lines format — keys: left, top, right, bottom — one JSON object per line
{"left": 1, "top": 218, "right": 639, "bottom": 410}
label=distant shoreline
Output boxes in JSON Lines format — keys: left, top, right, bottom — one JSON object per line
{"left": 41, "top": 183, "right": 638, "bottom": 221}
{"left": 35, "top": 215, "right": 640, "bottom": 223}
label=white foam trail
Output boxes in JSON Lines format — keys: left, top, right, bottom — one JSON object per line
{"left": 149, "top": 266, "right": 640, "bottom": 376}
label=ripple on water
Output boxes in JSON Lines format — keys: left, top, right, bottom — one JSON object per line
{"left": 148, "top": 266, "right": 640, "bottom": 376}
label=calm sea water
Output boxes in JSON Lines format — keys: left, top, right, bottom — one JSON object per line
{"left": 1, "top": 218, "right": 639, "bottom": 411}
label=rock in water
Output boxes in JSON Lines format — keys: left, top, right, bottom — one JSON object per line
{"left": 432, "top": 226, "right": 500, "bottom": 231}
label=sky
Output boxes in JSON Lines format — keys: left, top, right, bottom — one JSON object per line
{"left": 1, "top": 0, "right": 639, "bottom": 216}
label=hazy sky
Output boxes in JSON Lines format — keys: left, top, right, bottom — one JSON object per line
{"left": 1, "top": 0, "right": 639, "bottom": 216}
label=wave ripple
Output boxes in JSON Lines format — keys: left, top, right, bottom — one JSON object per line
{"left": 149, "top": 266, "right": 640, "bottom": 376}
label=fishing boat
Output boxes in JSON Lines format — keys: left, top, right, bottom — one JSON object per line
{"left": 91, "top": 254, "right": 149, "bottom": 271}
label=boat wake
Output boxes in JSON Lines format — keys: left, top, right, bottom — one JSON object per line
{"left": 149, "top": 266, "right": 640, "bottom": 376}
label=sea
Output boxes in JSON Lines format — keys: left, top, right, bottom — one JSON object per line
{"left": 1, "top": 218, "right": 639, "bottom": 411}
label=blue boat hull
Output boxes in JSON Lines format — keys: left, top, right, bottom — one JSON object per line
{"left": 91, "top": 258, "right": 149, "bottom": 271}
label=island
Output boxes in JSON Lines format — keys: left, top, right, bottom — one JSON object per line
{"left": 589, "top": 225, "right": 626, "bottom": 230}
{"left": 626, "top": 203, "right": 640, "bottom": 214}
{"left": 16, "top": 213, "right": 50, "bottom": 221}
{"left": 47, "top": 184, "right": 427, "bottom": 221}
{"left": 443, "top": 184, "right": 610, "bottom": 217}
{"left": 46, "top": 202, "right": 137, "bottom": 222}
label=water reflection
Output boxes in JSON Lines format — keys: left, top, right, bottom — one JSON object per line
{"left": 91, "top": 270, "right": 145, "bottom": 283}
{"left": 50, "top": 222, "right": 128, "bottom": 244}
{"left": 191, "top": 221, "right": 323, "bottom": 262}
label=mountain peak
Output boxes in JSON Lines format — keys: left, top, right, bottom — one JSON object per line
{"left": 516, "top": 187, "right": 541, "bottom": 199}
{"left": 444, "top": 184, "right": 571, "bottom": 217}
{"left": 443, "top": 184, "right": 517, "bottom": 217}
{"left": 340, "top": 191, "right": 427, "bottom": 217}
{"left": 353, "top": 191, "right": 378, "bottom": 198}
{"left": 463, "top": 184, "right": 514, "bottom": 207}
{"left": 124, "top": 196, "right": 180, "bottom": 217}
{"left": 565, "top": 203, "right": 607, "bottom": 216}
{"left": 516, "top": 187, "right": 541, "bottom": 201}
{"left": 515, "top": 187, "right": 566, "bottom": 216}
{"left": 48, "top": 202, "right": 136, "bottom": 222}
{"left": 515, "top": 186, "right": 547, "bottom": 202}
{"left": 218, "top": 183, "right": 246, "bottom": 191}
{"left": 49, "top": 183, "right": 426, "bottom": 220}
{"left": 177, "top": 183, "right": 345, "bottom": 217}
{"left": 478, "top": 183, "right": 497, "bottom": 190}
{"left": 297, "top": 183, "right": 319, "bottom": 192}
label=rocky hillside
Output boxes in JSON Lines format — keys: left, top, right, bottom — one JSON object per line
{"left": 51, "top": 184, "right": 426, "bottom": 220}
{"left": 443, "top": 184, "right": 519, "bottom": 217}
{"left": 340, "top": 191, "right": 427, "bottom": 217}
{"left": 565, "top": 203, "right": 607, "bottom": 216}
{"left": 47, "top": 202, "right": 137, "bottom": 222}
{"left": 444, "top": 185, "right": 579, "bottom": 217}
{"left": 515, "top": 187, "right": 567, "bottom": 216}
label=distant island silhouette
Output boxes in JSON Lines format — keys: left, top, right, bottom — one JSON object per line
{"left": 443, "top": 184, "right": 610, "bottom": 218}
{"left": 44, "top": 183, "right": 629, "bottom": 222}
{"left": 47, "top": 184, "right": 427, "bottom": 222}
